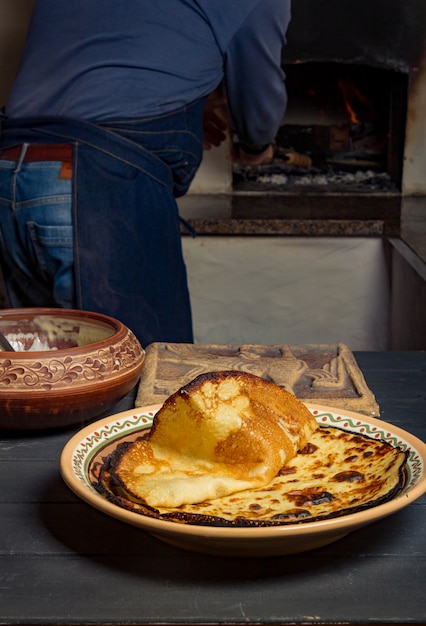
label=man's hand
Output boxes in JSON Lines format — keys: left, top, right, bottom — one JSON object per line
{"left": 203, "top": 96, "right": 229, "bottom": 150}
{"left": 232, "top": 143, "right": 274, "bottom": 166}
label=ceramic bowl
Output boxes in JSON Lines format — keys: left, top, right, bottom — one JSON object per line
{"left": 0, "top": 308, "right": 145, "bottom": 430}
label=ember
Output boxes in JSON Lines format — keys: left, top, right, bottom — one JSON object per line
{"left": 233, "top": 162, "right": 396, "bottom": 194}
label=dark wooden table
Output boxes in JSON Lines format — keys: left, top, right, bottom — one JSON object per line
{"left": 1, "top": 351, "right": 425, "bottom": 625}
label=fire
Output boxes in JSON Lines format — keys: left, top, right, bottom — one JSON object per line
{"left": 337, "top": 78, "right": 371, "bottom": 124}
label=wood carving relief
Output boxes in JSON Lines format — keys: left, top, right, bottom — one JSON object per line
{"left": 136, "top": 342, "right": 379, "bottom": 416}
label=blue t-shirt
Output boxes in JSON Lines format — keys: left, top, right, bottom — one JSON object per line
{"left": 6, "top": 0, "right": 290, "bottom": 150}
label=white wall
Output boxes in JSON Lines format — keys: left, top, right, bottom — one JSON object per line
{"left": 182, "top": 236, "right": 390, "bottom": 350}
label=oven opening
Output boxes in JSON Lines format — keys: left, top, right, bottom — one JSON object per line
{"left": 233, "top": 62, "right": 408, "bottom": 195}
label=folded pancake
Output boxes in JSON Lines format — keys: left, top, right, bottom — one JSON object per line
{"left": 106, "top": 370, "right": 318, "bottom": 508}
{"left": 164, "top": 426, "right": 407, "bottom": 524}
{"left": 96, "top": 425, "right": 407, "bottom": 526}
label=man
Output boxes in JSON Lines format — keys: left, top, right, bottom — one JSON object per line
{"left": 0, "top": 0, "right": 290, "bottom": 346}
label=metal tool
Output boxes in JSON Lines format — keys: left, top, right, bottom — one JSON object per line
{"left": 0, "top": 329, "right": 15, "bottom": 351}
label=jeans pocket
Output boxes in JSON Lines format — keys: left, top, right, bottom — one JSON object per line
{"left": 26, "top": 221, "right": 75, "bottom": 307}
{"left": 174, "top": 164, "right": 198, "bottom": 190}
{"left": 157, "top": 150, "right": 200, "bottom": 196}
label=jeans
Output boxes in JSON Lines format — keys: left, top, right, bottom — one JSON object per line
{"left": 0, "top": 98, "right": 205, "bottom": 345}
{"left": 0, "top": 152, "right": 74, "bottom": 307}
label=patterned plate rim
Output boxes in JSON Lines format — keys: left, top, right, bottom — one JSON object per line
{"left": 68, "top": 404, "right": 425, "bottom": 495}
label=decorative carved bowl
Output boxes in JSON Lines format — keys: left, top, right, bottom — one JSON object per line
{"left": 0, "top": 308, "right": 145, "bottom": 430}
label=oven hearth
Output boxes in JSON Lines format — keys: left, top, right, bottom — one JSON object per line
{"left": 232, "top": 0, "right": 426, "bottom": 200}
{"left": 233, "top": 162, "right": 396, "bottom": 195}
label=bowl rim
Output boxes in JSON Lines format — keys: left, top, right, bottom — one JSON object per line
{"left": 0, "top": 307, "right": 130, "bottom": 356}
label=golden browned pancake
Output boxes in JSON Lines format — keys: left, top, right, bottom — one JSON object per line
{"left": 95, "top": 425, "right": 407, "bottom": 526}
{"left": 103, "top": 371, "right": 318, "bottom": 508}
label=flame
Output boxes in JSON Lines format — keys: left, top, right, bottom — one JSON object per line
{"left": 338, "top": 78, "right": 370, "bottom": 124}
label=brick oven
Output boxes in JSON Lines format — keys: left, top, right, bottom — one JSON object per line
{"left": 232, "top": 0, "right": 426, "bottom": 210}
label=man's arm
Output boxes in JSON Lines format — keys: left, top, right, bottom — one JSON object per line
{"left": 224, "top": 0, "right": 291, "bottom": 160}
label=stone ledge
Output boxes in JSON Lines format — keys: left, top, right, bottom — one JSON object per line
{"left": 182, "top": 218, "right": 385, "bottom": 237}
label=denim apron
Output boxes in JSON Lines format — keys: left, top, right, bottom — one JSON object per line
{"left": 0, "top": 100, "right": 205, "bottom": 346}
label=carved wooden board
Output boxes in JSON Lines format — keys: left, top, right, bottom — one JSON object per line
{"left": 136, "top": 342, "right": 379, "bottom": 417}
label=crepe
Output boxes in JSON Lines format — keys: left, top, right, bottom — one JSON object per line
{"left": 97, "top": 370, "right": 318, "bottom": 508}
{"left": 95, "top": 424, "right": 407, "bottom": 526}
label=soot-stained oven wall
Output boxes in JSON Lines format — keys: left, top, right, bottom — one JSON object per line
{"left": 283, "top": 0, "right": 425, "bottom": 70}
{"left": 280, "top": 0, "right": 426, "bottom": 195}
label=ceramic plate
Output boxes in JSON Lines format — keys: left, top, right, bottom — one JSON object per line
{"left": 60, "top": 404, "right": 426, "bottom": 557}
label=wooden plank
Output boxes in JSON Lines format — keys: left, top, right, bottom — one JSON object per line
{"left": 0, "top": 553, "right": 424, "bottom": 624}
{"left": 0, "top": 461, "right": 70, "bottom": 503}
{"left": 0, "top": 500, "right": 424, "bottom": 557}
